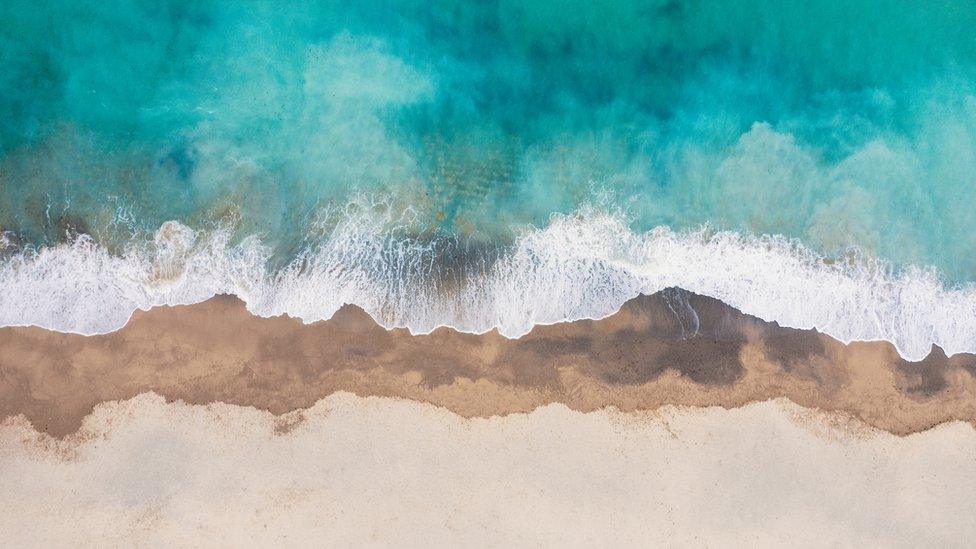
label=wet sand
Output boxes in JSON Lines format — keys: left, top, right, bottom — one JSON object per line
{"left": 2, "top": 289, "right": 975, "bottom": 437}
{"left": 1, "top": 392, "right": 974, "bottom": 547}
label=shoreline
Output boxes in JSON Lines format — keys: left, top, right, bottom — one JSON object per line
{"left": 2, "top": 289, "right": 974, "bottom": 437}
{"left": 4, "top": 214, "right": 976, "bottom": 363}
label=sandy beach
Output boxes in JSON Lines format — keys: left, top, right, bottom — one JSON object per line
{"left": 2, "top": 392, "right": 974, "bottom": 547}
{"left": 2, "top": 290, "right": 974, "bottom": 438}
{"left": 4, "top": 290, "right": 976, "bottom": 545}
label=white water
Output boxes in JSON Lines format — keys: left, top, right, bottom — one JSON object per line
{"left": 0, "top": 206, "right": 973, "bottom": 361}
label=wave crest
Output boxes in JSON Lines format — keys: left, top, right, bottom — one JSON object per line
{"left": 0, "top": 205, "right": 972, "bottom": 361}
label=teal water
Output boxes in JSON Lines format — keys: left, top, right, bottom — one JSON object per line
{"left": 2, "top": 1, "right": 976, "bottom": 359}
{"left": 2, "top": 0, "right": 975, "bottom": 278}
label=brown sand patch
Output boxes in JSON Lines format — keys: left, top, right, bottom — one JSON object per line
{"left": 1, "top": 290, "right": 974, "bottom": 437}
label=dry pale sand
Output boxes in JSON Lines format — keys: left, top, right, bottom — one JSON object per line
{"left": 1, "top": 392, "right": 974, "bottom": 547}
{"left": 1, "top": 290, "right": 974, "bottom": 437}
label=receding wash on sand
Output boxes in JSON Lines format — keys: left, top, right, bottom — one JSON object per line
{"left": 2, "top": 0, "right": 975, "bottom": 546}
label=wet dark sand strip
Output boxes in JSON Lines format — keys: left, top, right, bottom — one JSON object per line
{"left": 1, "top": 289, "right": 975, "bottom": 437}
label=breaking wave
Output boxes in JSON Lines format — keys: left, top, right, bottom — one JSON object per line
{"left": 0, "top": 204, "right": 973, "bottom": 362}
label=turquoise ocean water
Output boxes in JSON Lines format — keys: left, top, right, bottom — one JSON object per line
{"left": 1, "top": 1, "right": 975, "bottom": 359}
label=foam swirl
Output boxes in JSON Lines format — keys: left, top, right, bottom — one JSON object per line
{"left": 0, "top": 206, "right": 972, "bottom": 361}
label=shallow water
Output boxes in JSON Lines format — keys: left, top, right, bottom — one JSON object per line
{"left": 2, "top": 1, "right": 975, "bottom": 353}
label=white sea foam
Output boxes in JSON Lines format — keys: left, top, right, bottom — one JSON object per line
{"left": 0, "top": 205, "right": 973, "bottom": 361}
